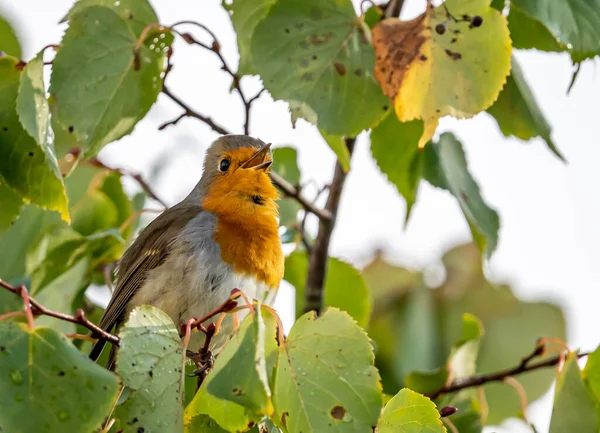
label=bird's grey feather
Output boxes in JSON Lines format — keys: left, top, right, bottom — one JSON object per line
{"left": 89, "top": 201, "right": 200, "bottom": 363}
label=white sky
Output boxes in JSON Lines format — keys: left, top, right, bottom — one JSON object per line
{"left": 3, "top": 0, "right": 599, "bottom": 431}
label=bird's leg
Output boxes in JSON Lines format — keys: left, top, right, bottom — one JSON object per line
{"left": 186, "top": 322, "right": 217, "bottom": 390}
{"left": 232, "top": 311, "right": 239, "bottom": 331}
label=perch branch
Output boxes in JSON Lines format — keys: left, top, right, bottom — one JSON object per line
{"left": 303, "top": 138, "right": 356, "bottom": 315}
{"left": 0, "top": 280, "right": 119, "bottom": 345}
{"left": 426, "top": 345, "right": 590, "bottom": 399}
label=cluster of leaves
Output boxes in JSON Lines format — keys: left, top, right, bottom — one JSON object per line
{"left": 363, "top": 244, "right": 565, "bottom": 428}
{"left": 0, "top": 0, "right": 597, "bottom": 431}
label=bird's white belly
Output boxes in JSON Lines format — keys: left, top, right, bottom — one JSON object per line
{"left": 129, "top": 248, "right": 277, "bottom": 353}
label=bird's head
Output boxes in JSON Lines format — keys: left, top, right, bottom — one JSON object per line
{"left": 197, "top": 135, "right": 279, "bottom": 224}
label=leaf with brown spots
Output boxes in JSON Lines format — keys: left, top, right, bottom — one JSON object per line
{"left": 271, "top": 308, "right": 382, "bottom": 432}
{"left": 115, "top": 306, "right": 185, "bottom": 433}
{"left": 250, "top": 0, "right": 389, "bottom": 135}
{"left": 0, "top": 322, "right": 120, "bottom": 433}
{"left": 372, "top": 0, "right": 511, "bottom": 147}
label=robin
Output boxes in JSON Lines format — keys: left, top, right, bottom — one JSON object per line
{"left": 89, "top": 135, "right": 284, "bottom": 369}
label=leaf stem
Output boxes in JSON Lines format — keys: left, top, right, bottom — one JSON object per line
{"left": 303, "top": 137, "right": 355, "bottom": 315}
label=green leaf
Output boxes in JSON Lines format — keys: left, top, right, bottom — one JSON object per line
{"left": 549, "top": 352, "right": 598, "bottom": 433}
{"left": 477, "top": 301, "right": 566, "bottom": 424}
{"left": 370, "top": 114, "right": 423, "bottom": 219}
{"left": 506, "top": 6, "right": 565, "bottom": 52}
{"left": 27, "top": 228, "right": 123, "bottom": 294}
{"left": 184, "top": 414, "right": 229, "bottom": 433}
{"left": 0, "top": 322, "right": 120, "bottom": 432}
{"left": 62, "top": 0, "right": 159, "bottom": 37}
{"left": 377, "top": 388, "right": 446, "bottom": 433}
{"left": 320, "top": 129, "right": 351, "bottom": 172}
{"left": 225, "top": 0, "right": 277, "bottom": 76}
{"left": 583, "top": 345, "right": 600, "bottom": 403}
{"left": 0, "top": 178, "right": 23, "bottom": 232}
{"left": 404, "top": 368, "right": 449, "bottom": 396}
{"left": 251, "top": 0, "right": 389, "bottom": 135}
{"left": 272, "top": 147, "right": 301, "bottom": 184}
{"left": 422, "top": 133, "right": 500, "bottom": 257}
{"left": 185, "top": 309, "right": 279, "bottom": 431}
{"left": 272, "top": 147, "right": 301, "bottom": 228}
{"left": 70, "top": 170, "right": 133, "bottom": 241}
{"left": 488, "top": 56, "right": 564, "bottom": 161}
{"left": 207, "top": 308, "right": 273, "bottom": 415}
{"left": 50, "top": 6, "right": 166, "bottom": 156}
{"left": 17, "top": 52, "right": 50, "bottom": 147}
{"left": 0, "top": 56, "right": 69, "bottom": 221}
{"left": 115, "top": 305, "right": 185, "bottom": 433}
{"left": 397, "top": 285, "right": 439, "bottom": 378}
{"left": 272, "top": 308, "right": 382, "bottom": 432}
{"left": 0, "top": 15, "right": 21, "bottom": 58}
{"left": 364, "top": 5, "right": 383, "bottom": 29}
{"left": 0, "top": 205, "right": 59, "bottom": 282}
{"left": 285, "top": 251, "right": 372, "bottom": 327}
{"left": 511, "top": 0, "right": 600, "bottom": 62}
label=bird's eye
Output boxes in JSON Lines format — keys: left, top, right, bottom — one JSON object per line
{"left": 219, "top": 159, "right": 230, "bottom": 172}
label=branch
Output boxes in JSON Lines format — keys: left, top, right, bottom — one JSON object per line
{"left": 270, "top": 172, "right": 332, "bottom": 221}
{"left": 161, "top": 86, "right": 230, "bottom": 135}
{"left": 85, "top": 157, "right": 169, "bottom": 209}
{"left": 384, "top": 0, "right": 405, "bottom": 18}
{"left": 0, "top": 280, "right": 119, "bottom": 345}
{"left": 303, "top": 137, "right": 356, "bottom": 314}
{"left": 426, "top": 348, "right": 589, "bottom": 400}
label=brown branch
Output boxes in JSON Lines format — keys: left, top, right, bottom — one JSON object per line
{"left": 384, "top": 0, "right": 405, "bottom": 18}
{"left": 0, "top": 280, "right": 120, "bottom": 345}
{"left": 270, "top": 172, "right": 332, "bottom": 221}
{"left": 161, "top": 86, "right": 230, "bottom": 135}
{"left": 86, "top": 157, "right": 168, "bottom": 209}
{"left": 303, "top": 137, "right": 356, "bottom": 314}
{"left": 426, "top": 348, "right": 589, "bottom": 400}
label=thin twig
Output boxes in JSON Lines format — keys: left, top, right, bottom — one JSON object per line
{"left": 162, "top": 86, "right": 230, "bottom": 135}
{"left": 303, "top": 137, "right": 356, "bottom": 314}
{"left": 426, "top": 350, "right": 589, "bottom": 399}
{"left": 0, "top": 280, "right": 119, "bottom": 345}
{"left": 270, "top": 172, "right": 332, "bottom": 221}
{"left": 86, "top": 158, "right": 168, "bottom": 209}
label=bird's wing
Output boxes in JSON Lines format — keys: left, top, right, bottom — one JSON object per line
{"left": 89, "top": 203, "right": 201, "bottom": 362}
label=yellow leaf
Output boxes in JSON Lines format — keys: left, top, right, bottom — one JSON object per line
{"left": 373, "top": 0, "right": 512, "bottom": 147}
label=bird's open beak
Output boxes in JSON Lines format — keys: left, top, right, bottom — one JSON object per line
{"left": 241, "top": 143, "right": 272, "bottom": 171}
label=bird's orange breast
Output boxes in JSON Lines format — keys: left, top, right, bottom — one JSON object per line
{"left": 201, "top": 168, "right": 284, "bottom": 289}
{"left": 213, "top": 218, "right": 284, "bottom": 289}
